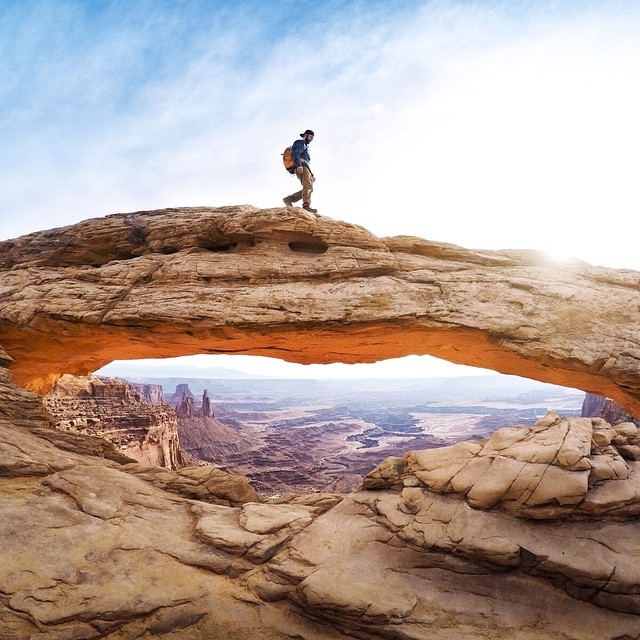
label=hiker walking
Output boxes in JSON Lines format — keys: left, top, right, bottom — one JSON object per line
{"left": 283, "top": 129, "right": 317, "bottom": 213}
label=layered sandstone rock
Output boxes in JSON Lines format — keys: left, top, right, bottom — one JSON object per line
{"left": 43, "top": 374, "right": 184, "bottom": 470}
{"left": 2, "top": 208, "right": 640, "bottom": 638}
{"left": 3, "top": 377, "right": 640, "bottom": 639}
{"left": 364, "top": 412, "right": 640, "bottom": 520}
{"left": 4, "top": 404, "right": 639, "bottom": 637}
{"left": 134, "top": 382, "right": 165, "bottom": 404}
{"left": 1, "top": 207, "right": 639, "bottom": 418}
{"left": 248, "top": 492, "right": 640, "bottom": 638}
{"left": 3, "top": 342, "right": 640, "bottom": 638}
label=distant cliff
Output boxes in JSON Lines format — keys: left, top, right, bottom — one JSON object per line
{"left": 133, "top": 382, "right": 165, "bottom": 404}
{"left": 44, "top": 374, "right": 184, "bottom": 469}
{"left": 582, "top": 392, "right": 640, "bottom": 427}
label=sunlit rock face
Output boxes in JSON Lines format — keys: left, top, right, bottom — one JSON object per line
{"left": 365, "top": 411, "right": 640, "bottom": 520}
{"left": 1, "top": 206, "right": 640, "bottom": 417}
{"left": 134, "top": 382, "right": 165, "bottom": 404}
{"left": 43, "top": 374, "right": 184, "bottom": 469}
{"left": 2, "top": 353, "right": 640, "bottom": 638}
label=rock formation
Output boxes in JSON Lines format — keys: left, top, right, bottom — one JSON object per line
{"left": 2, "top": 361, "right": 640, "bottom": 637}
{"left": 2, "top": 207, "right": 640, "bottom": 638}
{"left": 202, "top": 389, "right": 213, "bottom": 417}
{"left": 133, "top": 382, "right": 165, "bottom": 404}
{"left": 0, "top": 207, "right": 639, "bottom": 418}
{"left": 168, "top": 383, "right": 195, "bottom": 406}
{"left": 44, "top": 374, "right": 184, "bottom": 469}
{"left": 364, "top": 411, "right": 640, "bottom": 520}
{"left": 583, "top": 392, "right": 640, "bottom": 427}
{"left": 175, "top": 392, "right": 196, "bottom": 418}
{"left": 167, "top": 383, "right": 203, "bottom": 419}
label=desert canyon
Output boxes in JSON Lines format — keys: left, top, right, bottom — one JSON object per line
{"left": 1, "top": 206, "right": 640, "bottom": 639}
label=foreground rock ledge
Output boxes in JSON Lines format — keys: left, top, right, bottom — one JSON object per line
{"left": 1, "top": 206, "right": 640, "bottom": 417}
{"left": 1, "top": 363, "right": 640, "bottom": 638}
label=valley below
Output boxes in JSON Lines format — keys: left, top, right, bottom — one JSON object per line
{"left": 135, "top": 375, "right": 585, "bottom": 494}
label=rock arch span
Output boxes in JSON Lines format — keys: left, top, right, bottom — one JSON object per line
{"left": 1, "top": 206, "right": 639, "bottom": 416}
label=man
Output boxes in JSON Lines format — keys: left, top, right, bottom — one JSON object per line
{"left": 283, "top": 129, "right": 317, "bottom": 213}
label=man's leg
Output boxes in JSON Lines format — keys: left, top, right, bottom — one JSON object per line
{"left": 301, "top": 167, "right": 314, "bottom": 206}
{"left": 284, "top": 187, "right": 303, "bottom": 206}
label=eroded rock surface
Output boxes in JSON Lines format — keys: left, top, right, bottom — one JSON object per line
{"left": 1, "top": 207, "right": 640, "bottom": 416}
{"left": 2, "top": 346, "right": 640, "bottom": 638}
{"left": 364, "top": 412, "right": 640, "bottom": 520}
{"left": 44, "top": 374, "right": 184, "bottom": 469}
{"left": 2, "top": 208, "right": 640, "bottom": 638}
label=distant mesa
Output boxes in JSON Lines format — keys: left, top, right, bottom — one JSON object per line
{"left": 168, "top": 383, "right": 195, "bottom": 403}
{"left": 0, "top": 206, "right": 639, "bottom": 418}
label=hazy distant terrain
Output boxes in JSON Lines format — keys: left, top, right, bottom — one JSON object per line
{"left": 117, "top": 372, "right": 585, "bottom": 494}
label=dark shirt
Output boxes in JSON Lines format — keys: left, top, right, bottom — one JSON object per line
{"left": 291, "top": 139, "right": 311, "bottom": 171}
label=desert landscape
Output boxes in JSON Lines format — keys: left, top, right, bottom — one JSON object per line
{"left": 3, "top": 2, "right": 639, "bottom": 637}
{"left": 44, "top": 369, "right": 584, "bottom": 494}
{"left": 147, "top": 375, "right": 584, "bottom": 493}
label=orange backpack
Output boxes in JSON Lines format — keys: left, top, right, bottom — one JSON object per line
{"left": 282, "top": 146, "right": 295, "bottom": 173}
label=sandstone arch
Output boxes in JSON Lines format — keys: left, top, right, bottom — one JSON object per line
{"left": 1, "top": 206, "right": 639, "bottom": 416}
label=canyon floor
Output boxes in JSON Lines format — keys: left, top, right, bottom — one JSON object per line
{"left": 139, "top": 374, "right": 585, "bottom": 494}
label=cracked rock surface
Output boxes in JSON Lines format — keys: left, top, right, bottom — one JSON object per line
{"left": 2, "top": 209, "right": 640, "bottom": 638}
{"left": 365, "top": 411, "right": 640, "bottom": 519}
{"left": 2, "top": 353, "right": 640, "bottom": 638}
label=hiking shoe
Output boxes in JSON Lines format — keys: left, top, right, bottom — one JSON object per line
{"left": 303, "top": 204, "right": 318, "bottom": 213}
{"left": 283, "top": 196, "right": 294, "bottom": 207}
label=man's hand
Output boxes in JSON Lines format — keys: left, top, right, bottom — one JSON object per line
{"left": 296, "top": 166, "right": 303, "bottom": 175}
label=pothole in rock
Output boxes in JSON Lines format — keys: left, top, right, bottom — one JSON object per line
{"left": 288, "top": 239, "right": 328, "bottom": 254}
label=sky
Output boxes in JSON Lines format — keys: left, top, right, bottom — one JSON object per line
{"left": 2, "top": 0, "right": 639, "bottom": 379}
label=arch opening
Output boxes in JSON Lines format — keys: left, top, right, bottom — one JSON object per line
{"left": 42, "top": 355, "right": 587, "bottom": 495}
